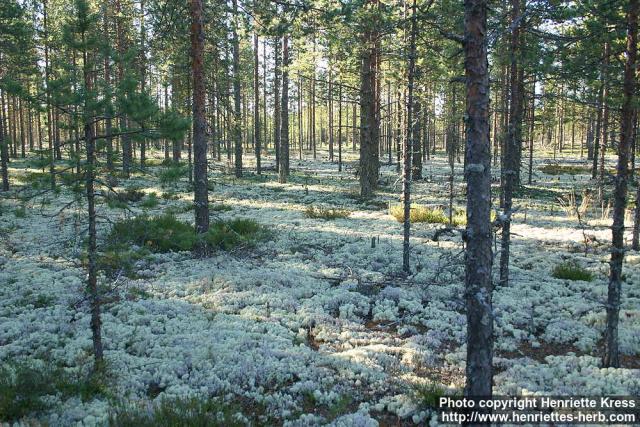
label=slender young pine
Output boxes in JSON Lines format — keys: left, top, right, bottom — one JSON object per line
{"left": 604, "top": 0, "right": 638, "bottom": 369}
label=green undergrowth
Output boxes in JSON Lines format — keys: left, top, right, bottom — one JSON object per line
{"left": 539, "top": 164, "right": 590, "bottom": 175}
{"left": 110, "top": 397, "right": 251, "bottom": 427}
{"left": 389, "top": 203, "right": 466, "bottom": 226}
{"left": 412, "top": 381, "right": 449, "bottom": 409}
{"left": 101, "top": 215, "right": 267, "bottom": 276}
{"left": 552, "top": 261, "right": 593, "bottom": 282}
{"left": 158, "top": 164, "right": 188, "bottom": 185}
{"left": 304, "top": 205, "right": 351, "bottom": 220}
{"left": 0, "top": 361, "right": 108, "bottom": 422}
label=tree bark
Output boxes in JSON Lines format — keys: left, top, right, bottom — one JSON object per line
{"left": 464, "top": 0, "right": 494, "bottom": 399}
{"left": 278, "top": 36, "right": 290, "bottom": 183}
{"left": 254, "top": 32, "right": 261, "bottom": 174}
{"left": 499, "top": 0, "right": 524, "bottom": 287}
{"left": 190, "top": 0, "right": 210, "bottom": 236}
{"left": 402, "top": 0, "right": 417, "bottom": 273}
{"left": 359, "top": 0, "right": 380, "bottom": 197}
{"left": 273, "top": 37, "right": 281, "bottom": 172}
{"left": 604, "top": 0, "right": 637, "bottom": 369}
{"left": 0, "top": 90, "right": 8, "bottom": 191}
{"left": 232, "top": 0, "right": 242, "bottom": 177}
{"left": 115, "top": 0, "right": 132, "bottom": 178}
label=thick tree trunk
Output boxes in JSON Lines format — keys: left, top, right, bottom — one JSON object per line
{"left": 278, "top": 36, "right": 290, "bottom": 184}
{"left": 190, "top": 0, "right": 210, "bottom": 236}
{"left": 464, "top": 0, "right": 494, "bottom": 399}
{"left": 359, "top": 15, "right": 380, "bottom": 198}
{"left": 604, "top": 0, "right": 637, "bottom": 369}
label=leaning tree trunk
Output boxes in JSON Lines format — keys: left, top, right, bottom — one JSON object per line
{"left": 604, "top": 0, "right": 638, "bottom": 369}
{"left": 190, "top": 0, "right": 210, "bottom": 236}
{"left": 463, "top": 0, "right": 494, "bottom": 398}
{"left": 278, "top": 36, "right": 290, "bottom": 184}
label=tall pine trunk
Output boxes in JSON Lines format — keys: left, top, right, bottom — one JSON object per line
{"left": 402, "top": 0, "right": 418, "bottom": 273}
{"left": 463, "top": 0, "right": 493, "bottom": 398}
{"left": 190, "top": 0, "right": 210, "bottom": 236}
{"left": 254, "top": 32, "right": 261, "bottom": 174}
{"left": 232, "top": 0, "right": 242, "bottom": 177}
{"left": 499, "top": 0, "right": 523, "bottom": 287}
{"left": 359, "top": 0, "right": 380, "bottom": 197}
{"left": 278, "top": 36, "right": 290, "bottom": 183}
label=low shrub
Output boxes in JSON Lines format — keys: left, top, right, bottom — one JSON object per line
{"left": 304, "top": 206, "right": 350, "bottom": 220}
{"left": 159, "top": 164, "right": 187, "bottom": 185}
{"left": 161, "top": 191, "right": 179, "bottom": 200}
{"left": 211, "top": 203, "right": 233, "bottom": 212}
{"left": 106, "top": 215, "right": 197, "bottom": 253}
{"left": 98, "top": 245, "right": 150, "bottom": 278}
{"left": 539, "top": 164, "right": 589, "bottom": 175}
{"left": 106, "top": 216, "right": 265, "bottom": 256}
{"left": 140, "top": 193, "right": 159, "bottom": 208}
{"left": 389, "top": 204, "right": 493, "bottom": 227}
{"left": 203, "top": 218, "right": 265, "bottom": 250}
{"left": 552, "top": 261, "right": 593, "bottom": 282}
{"left": 412, "top": 381, "right": 448, "bottom": 409}
{"left": 0, "top": 361, "right": 107, "bottom": 422}
{"left": 14, "top": 205, "right": 26, "bottom": 218}
{"left": 389, "top": 203, "right": 453, "bottom": 225}
{"left": 110, "top": 397, "right": 245, "bottom": 427}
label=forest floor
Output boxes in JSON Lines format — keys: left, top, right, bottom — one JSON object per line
{"left": 1, "top": 149, "right": 639, "bottom": 426}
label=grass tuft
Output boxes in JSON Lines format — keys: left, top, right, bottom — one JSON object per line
{"left": 539, "top": 164, "right": 590, "bottom": 175}
{"left": 110, "top": 397, "right": 246, "bottom": 427}
{"left": 389, "top": 203, "right": 464, "bottom": 226}
{"left": 203, "top": 219, "right": 266, "bottom": 250}
{"left": 140, "top": 193, "right": 159, "bottom": 208}
{"left": 159, "top": 164, "right": 187, "bottom": 185}
{"left": 304, "top": 206, "right": 350, "bottom": 220}
{"left": 0, "top": 362, "right": 107, "bottom": 422}
{"left": 552, "top": 261, "right": 593, "bottom": 281}
{"left": 412, "top": 381, "right": 447, "bottom": 409}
